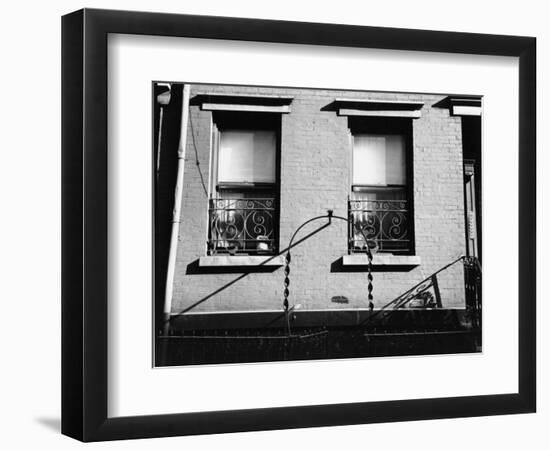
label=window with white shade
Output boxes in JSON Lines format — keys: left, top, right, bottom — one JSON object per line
{"left": 349, "top": 118, "right": 413, "bottom": 254}
{"left": 209, "top": 113, "right": 280, "bottom": 255}
{"left": 217, "top": 130, "right": 277, "bottom": 184}
{"left": 352, "top": 134, "right": 406, "bottom": 186}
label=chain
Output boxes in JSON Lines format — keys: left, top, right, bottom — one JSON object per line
{"left": 283, "top": 251, "right": 291, "bottom": 313}
{"left": 367, "top": 245, "right": 374, "bottom": 311}
{"left": 282, "top": 212, "right": 375, "bottom": 325}
{"left": 283, "top": 251, "right": 291, "bottom": 335}
{"left": 351, "top": 214, "right": 375, "bottom": 311}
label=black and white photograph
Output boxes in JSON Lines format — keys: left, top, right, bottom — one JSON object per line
{"left": 154, "top": 82, "right": 482, "bottom": 367}
{"left": 1, "top": 1, "right": 544, "bottom": 448}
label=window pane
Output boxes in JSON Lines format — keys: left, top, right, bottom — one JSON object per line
{"left": 218, "top": 130, "right": 276, "bottom": 183}
{"left": 353, "top": 134, "right": 406, "bottom": 186}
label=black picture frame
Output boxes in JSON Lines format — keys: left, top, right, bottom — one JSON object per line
{"left": 61, "top": 8, "right": 536, "bottom": 442}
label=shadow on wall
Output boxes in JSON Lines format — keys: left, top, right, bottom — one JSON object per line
{"left": 185, "top": 259, "right": 280, "bottom": 275}
{"left": 166, "top": 221, "right": 331, "bottom": 318}
{"left": 155, "top": 83, "right": 183, "bottom": 332}
{"left": 155, "top": 83, "right": 216, "bottom": 331}
{"left": 330, "top": 257, "right": 415, "bottom": 273}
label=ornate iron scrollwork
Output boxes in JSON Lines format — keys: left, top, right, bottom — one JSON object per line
{"left": 208, "top": 197, "right": 276, "bottom": 255}
{"left": 349, "top": 199, "right": 410, "bottom": 253}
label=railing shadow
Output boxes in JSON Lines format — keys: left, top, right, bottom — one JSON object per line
{"left": 166, "top": 220, "right": 331, "bottom": 320}
{"left": 165, "top": 213, "right": 481, "bottom": 333}
{"left": 358, "top": 255, "right": 481, "bottom": 327}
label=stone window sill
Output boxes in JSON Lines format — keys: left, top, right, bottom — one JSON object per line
{"left": 342, "top": 254, "right": 421, "bottom": 268}
{"left": 199, "top": 255, "right": 285, "bottom": 268}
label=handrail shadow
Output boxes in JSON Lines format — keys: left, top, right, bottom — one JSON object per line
{"left": 166, "top": 219, "right": 332, "bottom": 321}
{"left": 358, "top": 255, "right": 481, "bottom": 327}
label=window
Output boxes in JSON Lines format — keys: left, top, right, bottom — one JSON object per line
{"left": 208, "top": 112, "right": 280, "bottom": 255}
{"left": 349, "top": 118, "right": 412, "bottom": 254}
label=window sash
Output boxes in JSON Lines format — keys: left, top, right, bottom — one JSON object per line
{"left": 217, "top": 129, "right": 277, "bottom": 184}
{"left": 352, "top": 134, "right": 406, "bottom": 186}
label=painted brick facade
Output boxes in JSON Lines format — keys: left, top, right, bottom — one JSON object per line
{"left": 167, "top": 84, "right": 466, "bottom": 317}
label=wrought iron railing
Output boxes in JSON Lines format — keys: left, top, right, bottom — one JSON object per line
{"left": 208, "top": 197, "right": 276, "bottom": 255}
{"left": 360, "top": 255, "right": 482, "bottom": 326}
{"left": 348, "top": 198, "right": 411, "bottom": 253}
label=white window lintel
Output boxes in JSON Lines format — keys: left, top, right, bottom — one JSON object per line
{"left": 334, "top": 98, "right": 424, "bottom": 119}
{"left": 199, "top": 255, "right": 285, "bottom": 267}
{"left": 448, "top": 96, "right": 482, "bottom": 116}
{"left": 342, "top": 254, "right": 421, "bottom": 267}
{"left": 195, "top": 93, "right": 294, "bottom": 114}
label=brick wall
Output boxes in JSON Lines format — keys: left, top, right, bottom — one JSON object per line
{"left": 167, "top": 84, "right": 466, "bottom": 316}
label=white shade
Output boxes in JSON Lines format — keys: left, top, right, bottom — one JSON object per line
{"left": 218, "top": 130, "right": 276, "bottom": 183}
{"left": 353, "top": 134, "right": 406, "bottom": 186}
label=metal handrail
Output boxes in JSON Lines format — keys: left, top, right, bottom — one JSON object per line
{"left": 358, "top": 255, "right": 482, "bottom": 327}
{"left": 282, "top": 210, "right": 376, "bottom": 335}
